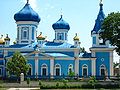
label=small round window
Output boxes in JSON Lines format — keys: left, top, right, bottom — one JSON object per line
{"left": 101, "top": 58, "right": 104, "bottom": 62}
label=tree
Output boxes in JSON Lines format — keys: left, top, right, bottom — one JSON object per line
{"left": 6, "top": 51, "right": 30, "bottom": 77}
{"left": 100, "top": 12, "right": 120, "bottom": 55}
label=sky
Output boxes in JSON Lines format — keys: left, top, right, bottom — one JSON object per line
{"left": 0, "top": 0, "right": 120, "bottom": 62}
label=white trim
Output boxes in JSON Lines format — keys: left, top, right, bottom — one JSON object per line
{"left": 68, "top": 64, "right": 73, "bottom": 74}
{"left": 41, "top": 64, "right": 48, "bottom": 76}
{"left": 110, "top": 51, "right": 113, "bottom": 76}
{"left": 54, "top": 64, "right": 61, "bottom": 76}
{"left": 82, "top": 64, "right": 88, "bottom": 76}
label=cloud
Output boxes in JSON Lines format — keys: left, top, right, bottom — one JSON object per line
{"left": 21, "top": 0, "right": 38, "bottom": 10}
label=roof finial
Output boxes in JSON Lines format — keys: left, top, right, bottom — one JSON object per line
{"left": 76, "top": 33, "right": 77, "bottom": 36}
{"left": 1, "top": 35, "right": 3, "bottom": 39}
{"left": 27, "top": 0, "right": 29, "bottom": 4}
{"left": 60, "top": 8, "right": 63, "bottom": 18}
{"left": 100, "top": 0, "right": 103, "bottom": 5}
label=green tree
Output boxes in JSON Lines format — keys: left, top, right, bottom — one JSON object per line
{"left": 100, "top": 12, "right": 120, "bottom": 55}
{"left": 6, "top": 51, "right": 30, "bottom": 77}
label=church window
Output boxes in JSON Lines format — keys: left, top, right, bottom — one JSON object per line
{"left": 27, "top": 64, "right": 32, "bottom": 76}
{"left": 100, "top": 65, "right": 106, "bottom": 76}
{"left": 93, "top": 37, "right": 96, "bottom": 44}
{"left": 82, "top": 64, "right": 88, "bottom": 76}
{"left": 68, "top": 64, "right": 73, "bottom": 75}
{"left": 101, "top": 58, "right": 104, "bottom": 62}
{"left": 0, "top": 68, "right": 2, "bottom": 76}
{"left": 32, "top": 27, "right": 34, "bottom": 40}
{"left": 55, "top": 64, "right": 61, "bottom": 76}
{"left": 41, "top": 64, "right": 48, "bottom": 76}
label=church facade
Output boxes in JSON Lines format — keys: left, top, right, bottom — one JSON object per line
{"left": 0, "top": 1, "right": 114, "bottom": 79}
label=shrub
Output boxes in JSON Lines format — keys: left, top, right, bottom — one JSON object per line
{"left": 56, "top": 82, "right": 59, "bottom": 88}
{"left": 26, "top": 77, "right": 30, "bottom": 86}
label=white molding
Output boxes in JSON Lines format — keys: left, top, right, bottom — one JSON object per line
{"left": 90, "top": 47, "right": 114, "bottom": 52}
{"left": 16, "top": 21, "right": 39, "bottom": 26}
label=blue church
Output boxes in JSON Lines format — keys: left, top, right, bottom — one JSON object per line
{"left": 0, "top": 1, "right": 114, "bottom": 79}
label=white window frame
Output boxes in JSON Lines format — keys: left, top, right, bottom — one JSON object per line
{"left": 41, "top": 64, "right": 48, "bottom": 76}
{"left": 100, "top": 64, "right": 106, "bottom": 76}
{"left": 82, "top": 64, "right": 88, "bottom": 76}
{"left": 55, "top": 64, "right": 61, "bottom": 76}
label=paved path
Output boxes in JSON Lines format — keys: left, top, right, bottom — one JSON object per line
{"left": 7, "top": 88, "right": 38, "bottom": 90}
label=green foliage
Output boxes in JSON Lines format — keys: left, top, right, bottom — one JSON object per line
{"left": 56, "top": 82, "right": 59, "bottom": 88}
{"left": 62, "top": 79, "right": 68, "bottom": 86}
{"left": 68, "top": 71, "right": 75, "bottom": 77}
{"left": 88, "top": 76, "right": 97, "bottom": 88}
{"left": 27, "top": 77, "right": 30, "bottom": 85}
{"left": 6, "top": 51, "right": 30, "bottom": 77}
{"left": 100, "top": 12, "right": 120, "bottom": 55}
{"left": 39, "top": 80, "right": 42, "bottom": 88}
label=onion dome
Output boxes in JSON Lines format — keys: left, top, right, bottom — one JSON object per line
{"left": 91, "top": 0, "right": 105, "bottom": 34}
{"left": 37, "top": 32, "right": 46, "bottom": 40}
{"left": 4, "top": 34, "right": 10, "bottom": 41}
{"left": 52, "top": 15, "right": 70, "bottom": 30}
{"left": 14, "top": 1, "right": 40, "bottom": 23}
{"left": 73, "top": 33, "right": 80, "bottom": 41}
{"left": 0, "top": 35, "right": 5, "bottom": 44}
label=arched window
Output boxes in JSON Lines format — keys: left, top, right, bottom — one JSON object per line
{"left": 82, "top": 64, "right": 88, "bottom": 76}
{"left": 55, "top": 64, "right": 61, "bottom": 76}
{"left": 23, "top": 31, "right": 27, "bottom": 38}
{"left": 41, "top": 64, "right": 48, "bottom": 76}
{"left": 100, "top": 64, "right": 106, "bottom": 76}
{"left": 27, "top": 64, "right": 32, "bottom": 76}
{"left": 68, "top": 64, "right": 73, "bottom": 74}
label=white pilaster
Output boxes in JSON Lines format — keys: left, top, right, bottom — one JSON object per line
{"left": 50, "top": 58, "right": 54, "bottom": 77}
{"left": 75, "top": 58, "right": 79, "bottom": 75}
{"left": 110, "top": 51, "right": 113, "bottom": 76}
{"left": 92, "top": 59, "right": 96, "bottom": 76}
{"left": 35, "top": 52, "right": 38, "bottom": 75}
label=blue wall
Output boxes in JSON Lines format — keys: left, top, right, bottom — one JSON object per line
{"left": 54, "top": 60, "right": 74, "bottom": 75}
{"left": 79, "top": 60, "right": 92, "bottom": 76}
{"left": 96, "top": 52, "right": 110, "bottom": 76}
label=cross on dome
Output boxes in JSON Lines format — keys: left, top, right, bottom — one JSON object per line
{"left": 100, "top": 0, "right": 103, "bottom": 4}
{"left": 27, "top": 0, "right": 29, "bottom": 4}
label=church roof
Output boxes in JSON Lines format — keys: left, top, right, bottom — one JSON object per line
{"left": 91, "top": 2, "right": 105, "bottom": 34}
{"left": 42, "top": 42, "right": 73, "bottom": 48}
{"left": 14, "top": 1, "right": 40, "bottom": 23}
{"left": 52, "top": 15, "right": 70, "bottom": 30}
